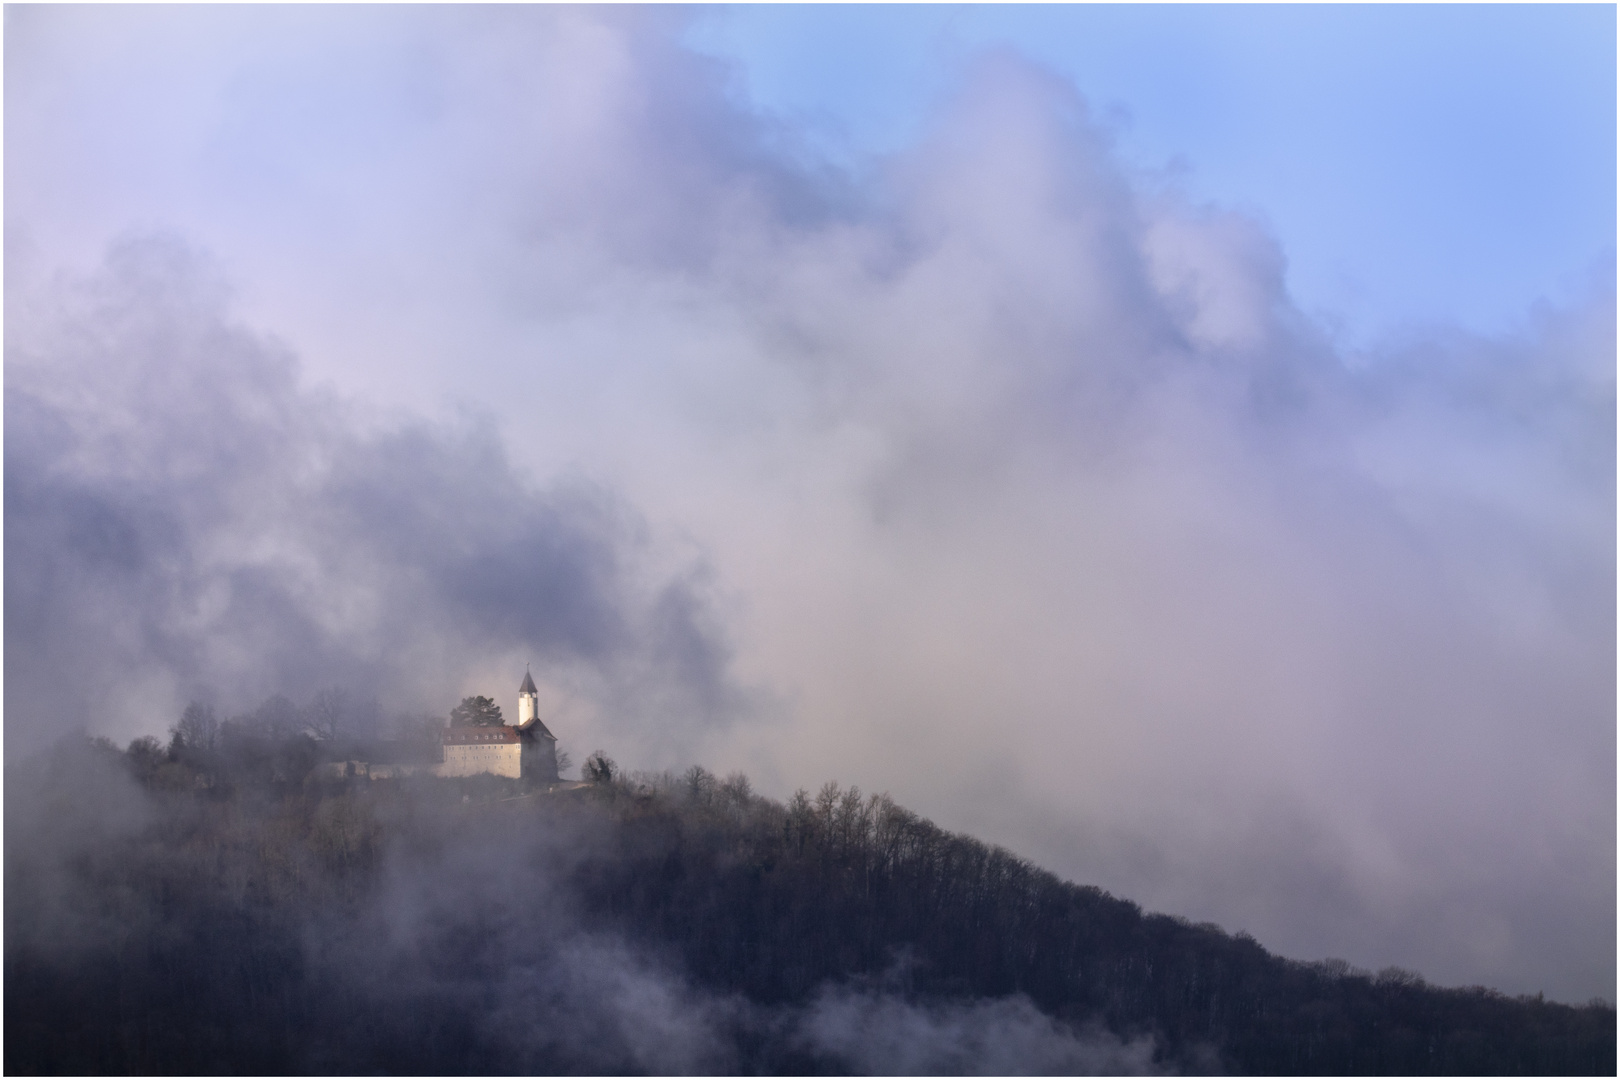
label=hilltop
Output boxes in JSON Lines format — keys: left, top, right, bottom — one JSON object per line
{"left": 6, "top": 735, "right": 1613, "bottom": 1075}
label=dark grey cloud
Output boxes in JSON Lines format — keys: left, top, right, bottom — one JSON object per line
{"left": 4, "top": 234, "right": 747, "bottom": 760}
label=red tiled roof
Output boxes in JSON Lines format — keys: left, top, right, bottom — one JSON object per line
{"left": 443, "top": 727, "right": 519, "bottom": 745}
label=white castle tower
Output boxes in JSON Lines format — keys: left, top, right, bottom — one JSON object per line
{"left": 516, "top": 668, "right": 559, "bottom": 781}
{"left": 518, "top": 668, "right": 540, "bottom": 727}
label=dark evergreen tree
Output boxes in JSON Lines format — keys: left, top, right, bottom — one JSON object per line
{"left": 448, "top": 695, "right": 503, "bottom": 727}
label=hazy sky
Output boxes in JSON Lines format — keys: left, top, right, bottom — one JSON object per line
{"left": 5, "top": 5, "right": 1614, "bottom": 1004}
{"left": 688, "top": 4, "right": 1616, "bottom": 344}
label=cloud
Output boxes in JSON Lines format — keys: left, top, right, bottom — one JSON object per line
{"left": 5, "top": 6, "right": 1612, "bottom": 1002}
{"left": 792, "top": 984, "right": 1162, "bottom": 1075}
{"left": 4, "top": 234, "right": 750, "bottom": 764}
{"left": 323, "top": 780, "right": 1172, "bottom": 1076}
{"left": 3, "top": 740, "right": 156, "bottom": 974}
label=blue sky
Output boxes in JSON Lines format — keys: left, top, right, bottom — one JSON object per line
{"left": 688, "top": 4, "right": 1616, "bottom": 345}
{"left": 6, "top": 5, "right": 1614, "bottom": 1003}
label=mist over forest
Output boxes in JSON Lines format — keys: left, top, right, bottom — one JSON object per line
{"left": 5, "top": 5, "right": 1614, "bottom": 1051}
{"left": 6, "top": 731, "right": 1613, "bottom": 1075}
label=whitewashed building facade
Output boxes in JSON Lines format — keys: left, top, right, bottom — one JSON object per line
{"left": 438, "top": 671, "right": 560, "bottom": 781}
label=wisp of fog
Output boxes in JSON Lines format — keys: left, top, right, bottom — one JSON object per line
{"left": 5, "top": 6, "right": 1613, "bottom": 1004}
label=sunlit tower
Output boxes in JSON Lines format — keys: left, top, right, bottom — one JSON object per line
{"left": 518, "top": 667, "right": 541, "bottom": 726}
{"left": 515, "top": 668, "right": 559, "bottom": 781}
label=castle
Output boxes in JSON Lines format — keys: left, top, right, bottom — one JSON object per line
{"left": 325, "top": 673, "right": 561, "bottom": 782}
{"left": 438, "top": 670, "right": 560, "bottom": 781}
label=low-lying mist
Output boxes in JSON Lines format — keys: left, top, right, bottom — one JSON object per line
{"left": 7, "top": 734, "right": 1610, "bottom": 1075}
{"left": 5, "top": 735, "right": 1170, "bottom": 1074}
{"left": 6, "top": 6, "right": 1613, "bottom": 1006}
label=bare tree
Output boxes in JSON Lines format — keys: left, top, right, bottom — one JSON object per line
{"left": 171, "top": 702, "right": 219, "bottom": 753}
{"left": 252, "top": 695, "right": 300, "bottom": 739}
{"left": 307, "top": 688, "right": 348, "bottom": 741}
{"left": 684, "top": 764, "right": 716, "bottom": 804}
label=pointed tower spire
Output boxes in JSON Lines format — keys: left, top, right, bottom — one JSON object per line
{"left": 517, "top": 667, "right": 540, "bottom": 727}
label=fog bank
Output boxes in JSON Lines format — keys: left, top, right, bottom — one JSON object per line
{"left": 5, "top": 6, "right": 1612, "bottom": 1002}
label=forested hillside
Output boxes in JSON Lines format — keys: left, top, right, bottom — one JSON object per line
{"left": 7, "top": 734, "right": 1614, "bottom": 1075}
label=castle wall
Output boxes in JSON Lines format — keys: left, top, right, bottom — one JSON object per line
{"left": 439, "top": 741, "right": 522, "bottom": 779}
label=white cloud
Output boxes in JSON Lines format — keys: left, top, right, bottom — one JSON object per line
{"left": 6, "top": 6, "right": 1612, "bottom": 1002}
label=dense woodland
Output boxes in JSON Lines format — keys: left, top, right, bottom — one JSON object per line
{"left": 7, "top": 726, "right": 1615, "bottom": 1075}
